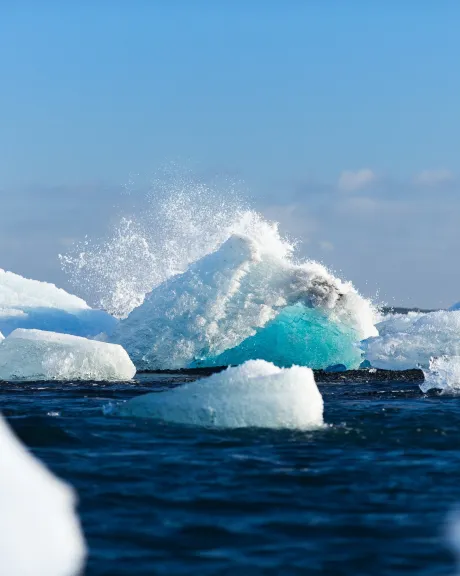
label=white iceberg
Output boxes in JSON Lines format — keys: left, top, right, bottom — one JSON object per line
{"left": 0, "top": 329, "right": 136, "bottom": 381}
{"left": 363, "top": 310, "right": 460, "bottom": 370}
{"left": 117, "top": 359, "right": 324, "bottom": 429}
{"left": 111, "top": 227, "right": 377, "bottom": 370}
{"left": 0, "top": 268, "right": 117, "bottom": 338}
{"left": 0, "top": 415, "right": 86, "bottom": 576}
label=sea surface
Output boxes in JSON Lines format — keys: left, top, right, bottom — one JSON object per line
{"left": 2, "top": 373, "right": 460, "bottom": 576}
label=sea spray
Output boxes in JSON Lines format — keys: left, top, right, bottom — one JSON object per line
{"left": 421, "top": 355, "right": 460, "bottom": 393}
{"left": 61, "top": 172, "right": 377, "bottom": 369}
{"left": 60, "top": 171, "right": 248, "bottom": 318}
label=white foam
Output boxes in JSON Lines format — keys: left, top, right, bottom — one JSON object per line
{"left": 0, "top": 329, "right": 135, "bottom": 381}
{"left": 421, "top": 356, "right": 460, "bottom": 393}
{"left": 117, "top": 359, "right": 324, "bottom": 429}
{"left": 0, "top": 268, "right": 117, "bottom": 338}
{"left": 0, "top": 415, "right": 86, "bottom": 575}
{"left": 363, "top": 310, "right": 460, "bottom": 369}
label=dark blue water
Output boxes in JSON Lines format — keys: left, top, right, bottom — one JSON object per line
{"left": 2, "top": 374, "right": 459, "bottom": 575}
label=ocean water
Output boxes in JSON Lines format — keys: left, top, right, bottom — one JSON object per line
{"left": 2, "top": 372, "right": 458, "bottom": 576}
{"left": 3, "top": 182, "right": 460, "bottom": 574}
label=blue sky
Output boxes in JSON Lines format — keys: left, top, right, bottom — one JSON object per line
{"left": 1, "top": 2, "right": 459, "bottom": 308}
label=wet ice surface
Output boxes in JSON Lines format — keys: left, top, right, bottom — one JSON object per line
{"left": 1, "top": 372, "right": 458, "bottom": 576}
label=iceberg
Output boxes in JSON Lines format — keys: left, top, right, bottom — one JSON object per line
{"left": 111, "top": 229, "right": 377, "bottom": 370}
{"left": 61, "top": 187, "right": 377, "bottom": 370}
{"left": 363, "top": 310, "right": 460, "bottom": 370}
{"left": 0, "top": 415, "right": 86, "bottom": 576}
{"left": 0, "top": 329, "right": 135, "bottom": 381}
{"left": 0, "top": 268, "right": 117, "bottom": 338}
{"left": 116, "top": 359, "right": 324, "bottom": 429}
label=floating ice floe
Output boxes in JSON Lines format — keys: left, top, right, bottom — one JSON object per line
{"left": 420, "top": 356, "right": 460, "bottom": 393}
{"left": 0, "top": 329, "right": 135, "bottom": 381}
{"left": 111, "top": 223, "right": 377, "bottom": 370}
{"left": 0, "top": 415, "right": 86, "bottom": 576}
{"left": 363, "top": 310, "right": 460, "bottom": 370}
{"left": 0, "top": 268, "right": 117, "bottom": 338}
{"left": 116, "top": 359, "right": 324, "bottom": 429}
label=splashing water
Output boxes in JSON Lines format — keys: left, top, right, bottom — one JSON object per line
{"left": 421, "top": 356, "right": 460, "bottom": 394}
{"left": 61, "top": 172, "right": 377, "bottom": 369}
{"left": 60, "top": 172, "right": 249, "bottom": 318}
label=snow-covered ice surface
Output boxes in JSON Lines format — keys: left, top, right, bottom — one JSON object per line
{"left": 0, "top": 329, "right": 135, "bottom": 381}
{"left": 111, "top": 223, "right": 376, "bottom": 371}
{"left": 116, "top": 360, "right": 324, "bottom": 429}
{"left": 363, "top": 310, "right": 460, "bottom": 370}
{"left": 0, "top": 268, "right": 116, "bottom": 338}
{"left": 0, "top": 415, "right": 86, "bottom": 576}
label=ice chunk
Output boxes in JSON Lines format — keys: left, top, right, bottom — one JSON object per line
{"left": 0, "top": 330, "right": 3, "bottom": 341}
{"left": 420, "top": 356, "right": 460, "bottom": 393}
{"left": 0, "top": 329, "right": 135, "bottom": 381}
{"left": 117, "top": 359, "right": 324, "bottom": 429}
{"left": 0, "top": 415, "right": 86, "bottom": 575}
{"left": 363, "top": 310, "right": 460, "bottom": 370}
{"left": 111, "top": 231, "right": 377, "bottom": 370}
{"left": 0, "top": 268, "right": 117, "bottom": 337}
